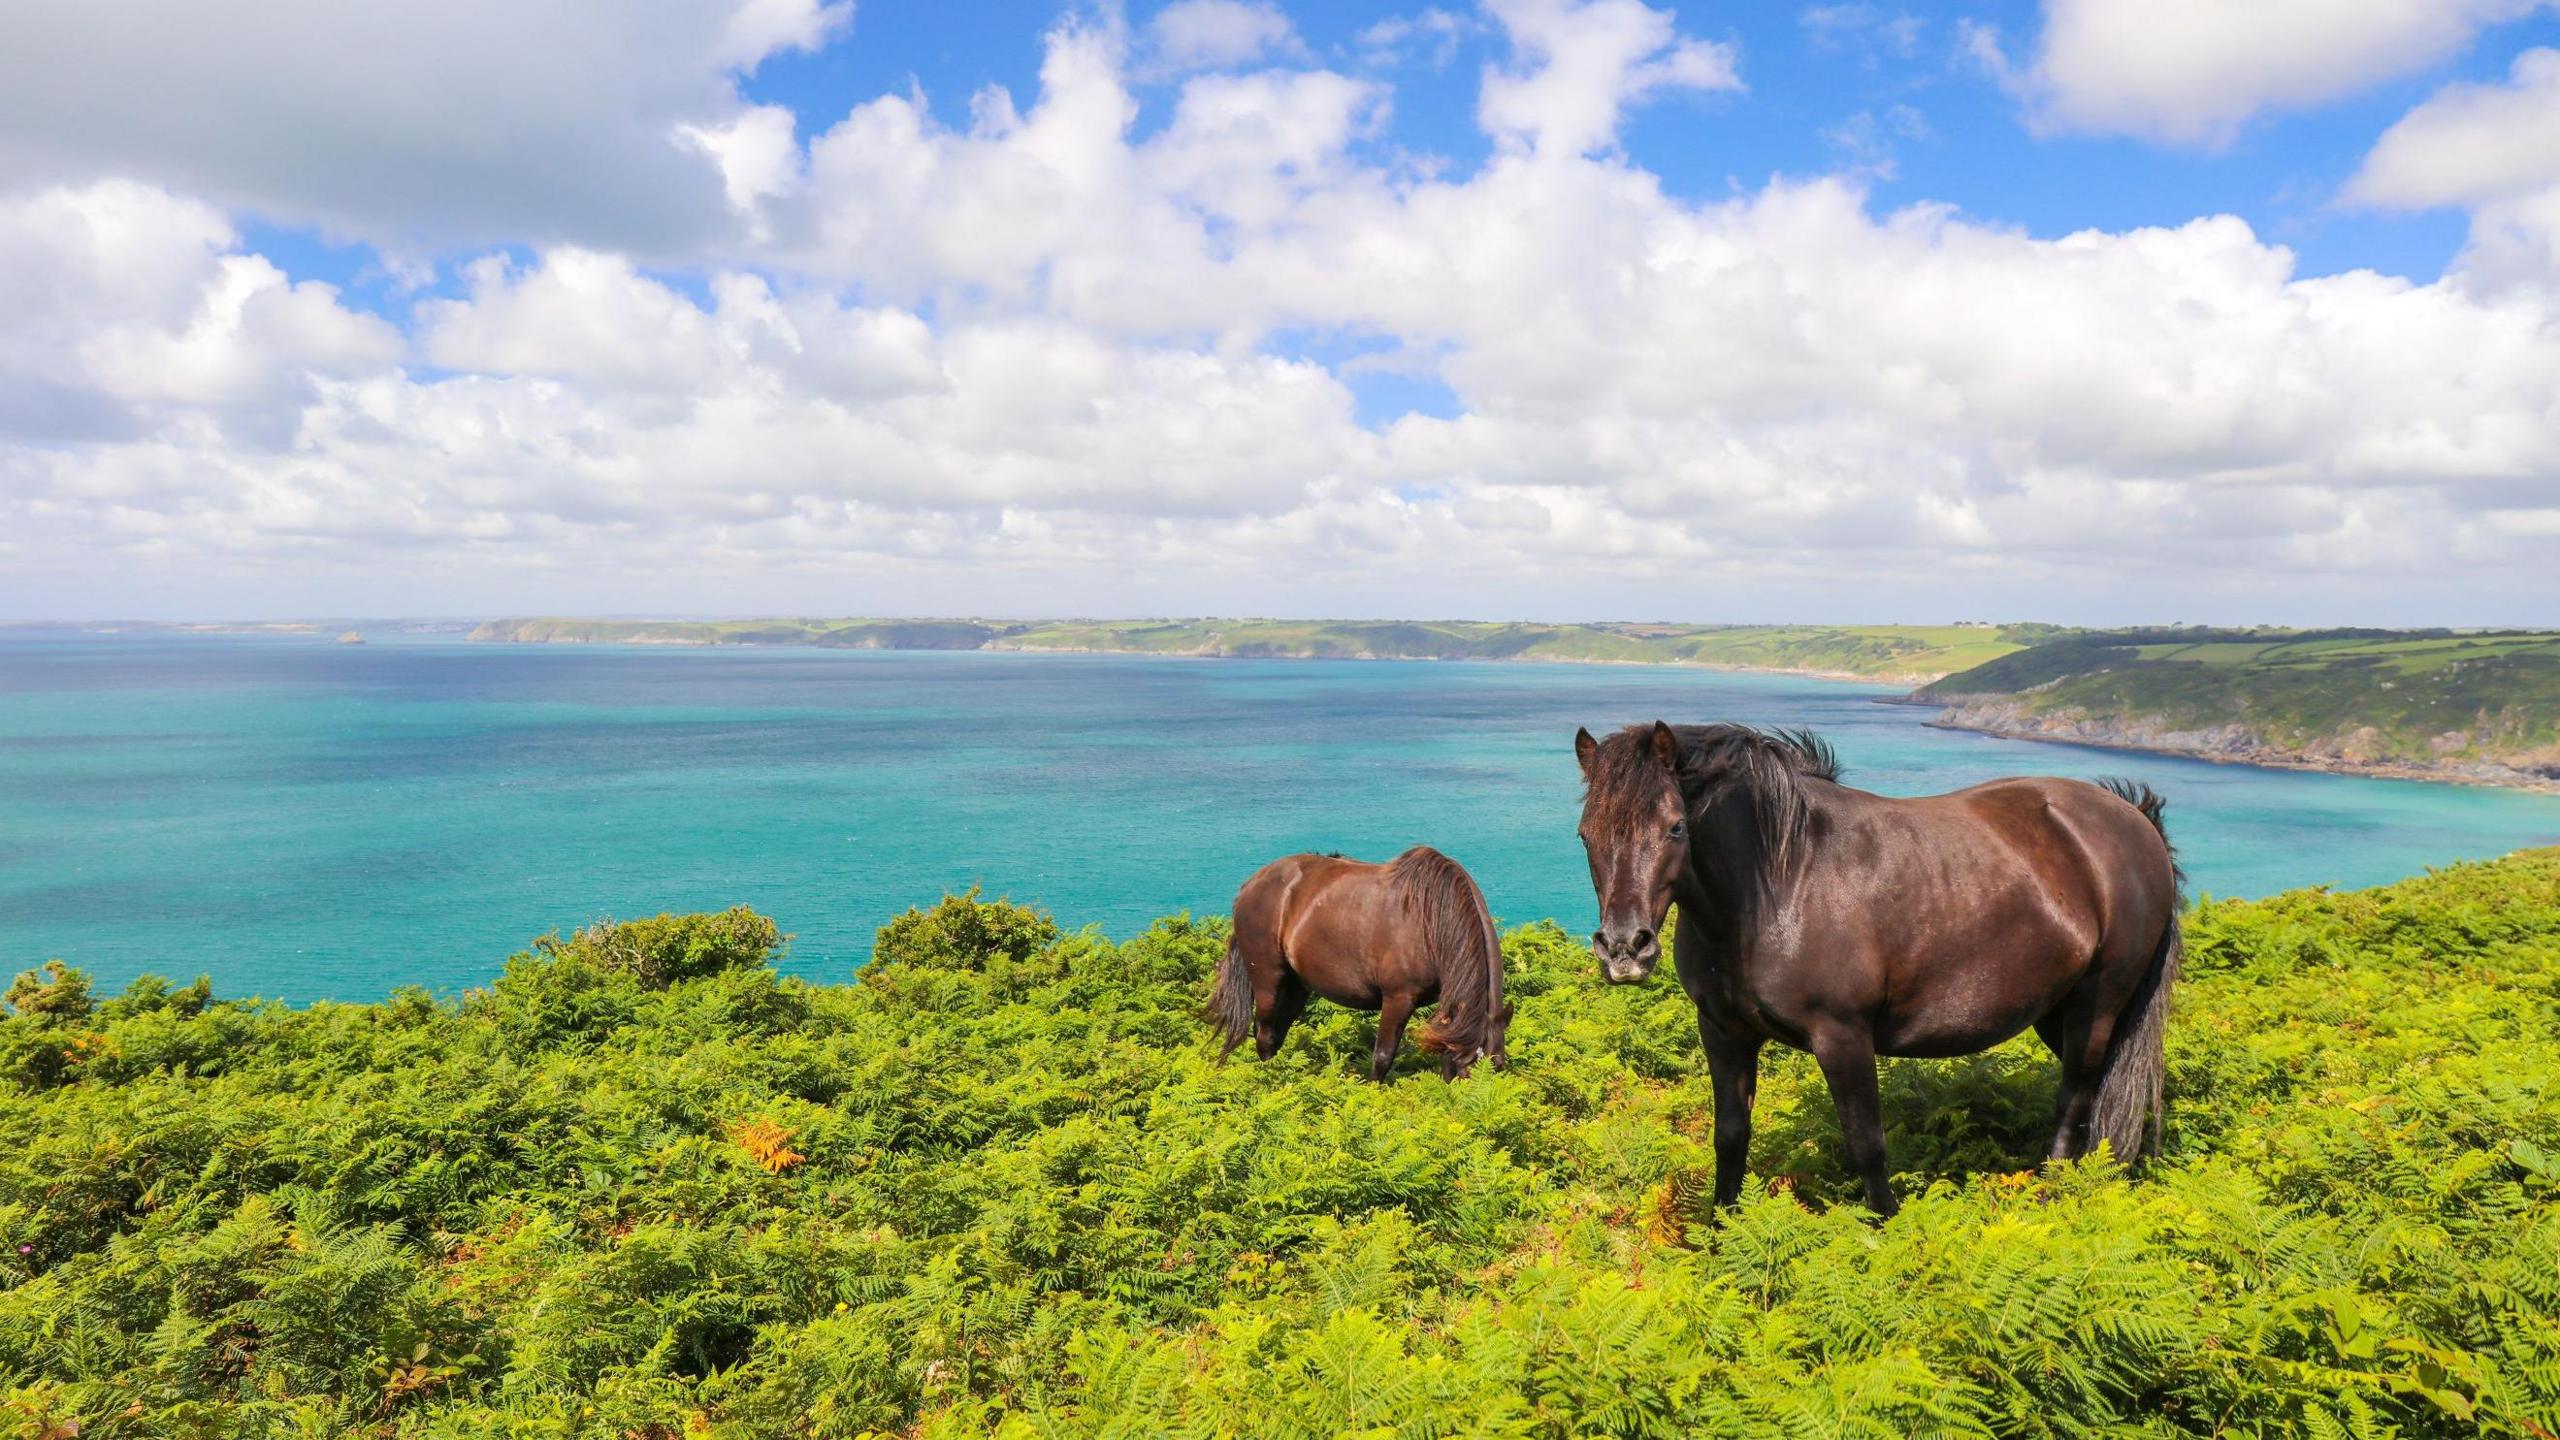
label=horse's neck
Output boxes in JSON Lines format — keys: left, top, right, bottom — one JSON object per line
{"left": 1681, "top": 785, "right": 1790, "bottom": 936}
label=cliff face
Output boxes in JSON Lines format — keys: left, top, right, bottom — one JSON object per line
{"left": 1913, "top": 630, "right": 2560, "bottom": 792}
{"left": 1930, "top": 695, "right": 2560, "bottom": 791}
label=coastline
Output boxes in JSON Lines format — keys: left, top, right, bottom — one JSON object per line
{"left": 466, "top": 626, "right": 2560, "bottom": 795}
{"left": 1927, "top": 705, "right": 2560, "bottom": 795}
{"left": 983, "top": 641, "right": 1935, "bottom": 686}
{"left": 469, "top": 628, "right": 1940, "bottom": 686}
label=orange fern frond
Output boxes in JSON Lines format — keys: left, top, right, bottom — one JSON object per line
{"left": 727, "top": 1117, "right": 805, "bottom": 1174}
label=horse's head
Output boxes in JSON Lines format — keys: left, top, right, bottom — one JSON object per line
{"left": 1437, "top": 1000, "right": 1515, "bottom": 1079}
{"left": 1574, "top": 721, "right": 1688, "bottom": 984}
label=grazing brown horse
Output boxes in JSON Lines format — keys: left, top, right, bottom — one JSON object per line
{"left": 1213, "top": 847, "right": 1511, "bottom": 1081}
{"left": 1575, "top": 722, "right": 2183, "bottom": 1215}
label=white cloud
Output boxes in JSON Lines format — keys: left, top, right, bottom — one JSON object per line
{"left": 1358, "top": 10, "right": 1471, "bottom": 70}
{"left": 1477, "top": 0, "right": 1741, "bottom": 156}
{"left": 1144, "top": 0, "right": 1306, "bottom": 74}
{"left": 2351, "top": 50, "right": 2560, "bottom": 294}
{"left": 1993, "top": 0, "right": 2547, "bottom": 147}
{"left": 714, "top": 0, "right": 853, "bottom": 69}
{"left": 8, "top": 3, "right": 2560, "bottom": 620}
{"left": 2352, "top": 49, "right": 2560, "bottom": 209}
{"left": 0, "top": 181, "right": 396, "bottom": 442}
{"left": 1821, "top": 104, "right": 1930, "bottom": 180}
{"left": 1801, "top": 4, "right": 1923, "bottom": 64}
{"left": 682, "top": 105, "right": 806, "bottom": 222}
{"left": 0, "top": 0, "right": 849, "bottom": 253}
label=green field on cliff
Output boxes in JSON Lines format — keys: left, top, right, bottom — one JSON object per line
{"left": 5, "top": 853, "right": 2559, "bottom": 1437}
{"left": 468, "top": 618, "right": 2045, "bottom": 681}
{"left": 1921, "top": 628, "right": 2560, "bottom": 778}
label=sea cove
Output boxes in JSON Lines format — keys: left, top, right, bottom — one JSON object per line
{"left": 5, "top": 628, "right": 2559, "bottom": 1001}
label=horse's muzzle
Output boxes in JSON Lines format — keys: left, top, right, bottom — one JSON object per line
{"left": 1593, "top": 928, "right": 1659, "bottom": 984}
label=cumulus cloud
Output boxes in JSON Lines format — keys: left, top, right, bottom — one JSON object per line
{"left": 1477, "top": 0, "right": 1740, "bottom": 156}
{"left": 6, "top": 0, "right": 2560, "bottom": 620}
{"left": 0, "top": 181, "right": 396, "bottom": 436}
{"left": 1144, "top": 0, "right": 1307, "bottom": 74}
{"left": 2352, "top": 48, "right": 2560, "bottom": 210}
{"left": 0, "top": 0, "right": 849, "bottom": 253}
{"left": 2351, "top": 49, "right": 2560, "bottom": 293}
{"left": 1985, "top": 0, "right": 2547, "bottom": 147}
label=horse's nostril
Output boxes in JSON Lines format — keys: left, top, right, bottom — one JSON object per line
{"left": 1633, "top": 929, "right": 1655, "bottom": 951}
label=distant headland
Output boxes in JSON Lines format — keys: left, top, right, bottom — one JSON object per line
{"left": 469, "top": 617, "right": 2560, "bottom": 790}
{"left": 464, "top": 616, "right": 2045, "bottom": 686}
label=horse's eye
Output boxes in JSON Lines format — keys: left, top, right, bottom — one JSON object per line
{"left": 1668, "top": 820, "right": 1687, "bottom": 839}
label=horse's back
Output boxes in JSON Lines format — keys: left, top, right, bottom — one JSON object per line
{"left": 1780, "top": 775, "right": 2175, "bottom": 1054}
{"left": 1233, "top": 852, "right": 1343, "bottom": 935}
{"left": 1887, "top": 776, "right": 2179, "bottom": 973}
{"left": 1962, "top": 775, "right": 2171, "bottom": 897}
{"left": 1894, "top": 774, "right": 2162, "bottom": 857}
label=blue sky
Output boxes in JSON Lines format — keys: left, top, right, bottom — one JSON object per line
{"left": 5, "top": 0, "right": 2560, "bottom": 623}
{"left": 242, "top": 2, "right": 2544, "bottom": 301}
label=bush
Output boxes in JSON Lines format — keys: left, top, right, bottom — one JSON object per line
{"left": 551, "top": 906, "right": 785, "bottom": 987}
{"left": 0, "top": 856, "right": 2556, "bottom": 1436}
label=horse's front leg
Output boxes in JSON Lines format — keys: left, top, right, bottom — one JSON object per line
{"left": 1699, "top": 1018, "right": 1763, "bottom": 1209}
{"left": 1370, "top": 991, "right": 1416, "bottom": 1082}
{"left": 1674, "top": 916, "right": 1764, "bottom": 1210}
{"left": 1812, "top": 1025, "right": 1899, "bottom": 1217}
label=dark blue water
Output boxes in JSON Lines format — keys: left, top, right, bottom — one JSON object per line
{"left": 4, "top": 629, "right": 2557, "bottom": 1001}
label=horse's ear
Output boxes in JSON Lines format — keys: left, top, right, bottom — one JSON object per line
{"left": 1574, "top": 726, "right": 1599, "bottom": 778}
{"left": 1650, "top": 721, "right": 1681, "bottom": 773}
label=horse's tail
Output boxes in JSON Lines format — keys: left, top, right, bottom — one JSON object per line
{"left": 1396, "top": 848, "right": 1504, "bottom": 1065}
{"left": 1209, "top": 927, "right": 1255, "bottom": 1059}
{"left": 2090, "top": 780, "right": 2183, "bottom": 1163}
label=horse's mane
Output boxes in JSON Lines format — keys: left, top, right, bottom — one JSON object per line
{"left": 1587, "top": 723, "right": 1844, "bottom": 909}
{"left": 1386, "top": 846, "right": 1504, "bottom": 1062}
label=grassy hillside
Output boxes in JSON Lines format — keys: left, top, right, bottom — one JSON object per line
{"left": 1919, "top": 628, "right": 2560, "bottom": 785}
{"left": 5, "top": 855, "right": 2559, "bottom": 1436}
{"left": 466, "top": 618, "right": 1012, "bottom": 650}
{"left": 470, "top": 618, "right": 2047, "bottom": 681}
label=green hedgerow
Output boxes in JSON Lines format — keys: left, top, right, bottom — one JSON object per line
{"left": 1, "top": 854, "right": 2557, "bottom": 1437}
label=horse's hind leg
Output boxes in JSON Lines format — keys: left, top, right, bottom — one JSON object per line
{"left": 1369, "top": 991, "right": 1416, "bottom": 1083}
{"left": 2036, "top": 1008, "right": 2116, "bottom": 1162}
{"left": 1812, "top": 1026, "right": 1899, "bottom": 1217}
{"left": 1255, "top": 973, "right": 1310, "bottom": 1061}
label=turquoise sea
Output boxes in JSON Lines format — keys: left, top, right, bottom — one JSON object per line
{"left": 5, "top": 628, "right": 2559, "bottom": 1001}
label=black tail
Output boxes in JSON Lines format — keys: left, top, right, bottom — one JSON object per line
{"left": 1393, "top": 848, "right": 1504, "bottom": 1066}
{"left": 1209, "top": 929, "right": 1254, "bottom": 1059}
{"left": 2096, "top": 778, "right": 2185, "bottom": 891}
{"left": 2090, "top": 779, "right": 2183, "bottom": 1162}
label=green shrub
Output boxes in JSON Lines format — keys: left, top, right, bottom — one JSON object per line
{"left": 0, "top": 856, "right": 2556, "bottom": 1436}
{"left": 551, "top": 906, "right": 785, "bottom": 987}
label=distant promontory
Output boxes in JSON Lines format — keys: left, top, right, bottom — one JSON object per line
{"left": 465, "top": 617, "right": 2044, "bottom": 685}
{"left": 1915, "top": 628, "right": 2560, "bottom": 791}
{"left": 468, "top": 617, "right": 2560, "bottom": 790}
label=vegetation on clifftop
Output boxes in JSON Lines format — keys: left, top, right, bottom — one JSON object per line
{"left": 467, "top": 617, "right": 2044, "bottom": 681}
{"left": 5, "top": 853, "right": 2560, "bottom": 1436}
{"left": 1920, "top": 628, "right": 2560, "bottom": 783}
{"left": 465, "top": 616, "right": 2560, "bottom": 784}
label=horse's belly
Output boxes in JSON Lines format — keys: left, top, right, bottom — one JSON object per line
{"left": 1282, "top": 902, "right": 1407, "bottom": 1010}
{"left": 1870, "top": 945, "right": 2084, "bottom": 1057}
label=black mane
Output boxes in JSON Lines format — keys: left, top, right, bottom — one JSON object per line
{"left": 1585, "top": 722, "right": 1844, "bottom": 908}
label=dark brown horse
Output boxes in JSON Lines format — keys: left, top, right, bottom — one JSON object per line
{"left": 1213, "top": 847, "right": 1511, "bottom": 1081}
{"left": 1575, "top": 722, "right": 2183, "bottom": 1215}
